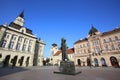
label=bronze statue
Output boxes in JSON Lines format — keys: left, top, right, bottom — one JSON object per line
{"left": 61, "top": 38, "right": 68, "bottom": 61}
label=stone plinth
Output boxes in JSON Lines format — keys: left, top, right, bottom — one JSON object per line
{"left": 54, "top": 61, "right": 81, "bottom": 75}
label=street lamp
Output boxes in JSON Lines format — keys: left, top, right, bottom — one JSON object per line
{"left": 88, "top": 50, "right": 92, "bottom": 68}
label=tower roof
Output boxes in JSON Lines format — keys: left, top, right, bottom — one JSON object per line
{"left": 88, "top": 25, "right": 98, "bottom": 35}
{"left": 52, "top": 43, "right": 57, "bottom": 47}
{"left": 19, "top": 11, "right": 24, "bottom": 18}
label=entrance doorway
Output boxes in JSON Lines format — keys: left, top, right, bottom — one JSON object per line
{"left": 3, "top": 55, "right": 10, "bottom": 67}
{"left": 77, "top": 59, "right": 81, "bottom": 66}
{"left": 110, "top": 56, "right": 119, "bottom": 68}
{"left": 87, "top": 58, "right": 91, "bottom": 66}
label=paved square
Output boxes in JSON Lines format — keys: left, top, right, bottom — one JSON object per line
{"left": 0, "top": 66, "right": 120, "bottom": 80}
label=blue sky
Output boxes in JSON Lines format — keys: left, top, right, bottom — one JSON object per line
{"left": 0, "top": 0, "right": 120, "bottom": 58}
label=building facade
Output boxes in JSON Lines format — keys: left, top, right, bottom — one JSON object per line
{"left": 74, "top": 26, "right": 120, "bottom": 67}
{"left": 0, "top": 12, "right": 45, "bottom": 67}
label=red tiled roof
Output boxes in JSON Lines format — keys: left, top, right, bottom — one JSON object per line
{"left": 102, "top": 27, "right": 120, "bottom": 36}
{"left": 54, "top": 48, "right": 74, "bottom": 56}
{"left": 54, "top": 50, "right": 61, "bottom": 56}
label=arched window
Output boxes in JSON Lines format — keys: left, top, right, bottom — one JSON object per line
{"left": 22, "top": 29, "right": 24, "bottom": 33}
{"left": 101, "top": 57, "right": 107, "bottom": 66}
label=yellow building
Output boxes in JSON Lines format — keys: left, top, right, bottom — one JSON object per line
{"left": 74, "top": 26, "right": 120, "bottom": 67}
{"left": 0, "top": 12, "right": 45, "bottom": 67}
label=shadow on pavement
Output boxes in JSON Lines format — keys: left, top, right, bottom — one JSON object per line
{"left": 0, "top": 67, "right": 29, "bottom": 77}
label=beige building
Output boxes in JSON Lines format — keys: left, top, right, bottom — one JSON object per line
{"left": 0, "top": 12, "right": 45, "bottom": 67}
{"left": 74, "top": 26, "right": 120, "bottom": 67}
{"left": 50, "top": 43, "right": 75, "bottom": 65}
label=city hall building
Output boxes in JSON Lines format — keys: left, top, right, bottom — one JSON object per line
{"left": 0, "top": 12, "right": 45, "bottom": 67}
{"left": 74, "top": 26, "right": 120, "bottom": 67}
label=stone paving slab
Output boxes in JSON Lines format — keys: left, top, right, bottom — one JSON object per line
{"left": 0, "top": 66, "right": 120, "bottom": 80}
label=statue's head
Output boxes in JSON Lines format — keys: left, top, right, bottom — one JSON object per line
{"left": 61, "top": 38, "right": 66, "bottom": 43}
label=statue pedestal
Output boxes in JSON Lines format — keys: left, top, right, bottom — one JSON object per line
{"left": 54, "top": 61, "right": 81, "bottom": 75}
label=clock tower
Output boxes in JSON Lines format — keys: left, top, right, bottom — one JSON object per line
{"left": 13, "top": 11, "right": 24, "bottom": 26}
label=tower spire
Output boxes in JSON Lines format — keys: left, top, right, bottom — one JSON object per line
{"left": 89, "top": 24, "right": 98, "bottom": 35}
{"left": 19, "top": 10, "right": 24, "bottom": 18}
{"left": 12, "top": 11, "right": 25, "bottom": 26}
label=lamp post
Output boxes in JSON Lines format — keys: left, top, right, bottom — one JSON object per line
{"left": 89, "top": 54, "right": 91, "bottom": 68}
{"left": 89, "top": 51, "right": 92, "bottom": 68}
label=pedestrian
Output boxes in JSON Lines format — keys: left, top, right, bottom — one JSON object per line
{"left": 12, "top": 60, "right": 15, "bottom": 69}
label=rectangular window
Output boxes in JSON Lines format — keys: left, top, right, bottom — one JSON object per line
{"left": 1, "top": 41, "right": 6, "bottom": 48}
{"left": 9, "top": 42, "right": 14, "bottom": 49}
{"left": 94, "top": 47, "right": 100, "bottom": 53}
{"left": 29, "top": 40, "right": 32, "bottom": 45}
{"left": 28, "top": 46, "right": 31, "bottom": 52}
{"left": 105, "top": 45, "right": 109, "bottom": 51}
{"left": 16, "top": 43, "right": 21, "bottom": 50}
{"left": 111, "top": 44, "right": 115, "bottom": 50}
{"left": 24, "top": 38, "right": 28, "bottom": 44}
{"left": 22, "top": 44, "right": 26, "bottom": 51}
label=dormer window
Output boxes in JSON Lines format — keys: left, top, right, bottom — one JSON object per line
{"left": 21, "top": 28, "right": 26, "bottom": 33}
{"left": 22, "top": 29, "right": 24, "bottom": 33}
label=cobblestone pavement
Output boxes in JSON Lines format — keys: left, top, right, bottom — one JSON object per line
{"left": 0, "top": 66, "right": 120, "bottom": 80}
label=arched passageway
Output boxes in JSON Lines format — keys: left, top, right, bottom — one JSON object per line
{"left": 26, "top": 57, "right": 30, "bottom": 67}
{"left": 12, "top": 56, "right": 18, "bottom": 67}
{"left": 94, "top": 58, "right": 99, "bottom": 67}
{"left": 19, "top": 56, "right": 24, "bottom": 66}
{"left": 3, "top": 55, "right": 10, "bottom": 67}
{"left": 110, "top": 56, "right": 119, "bottom": 68}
